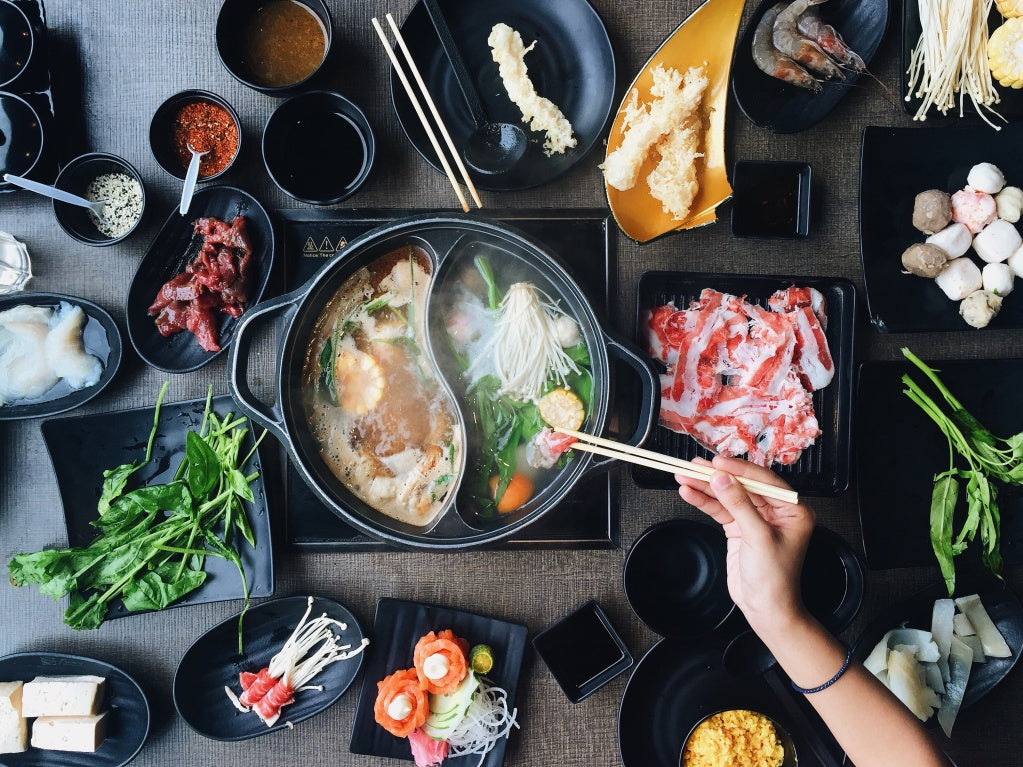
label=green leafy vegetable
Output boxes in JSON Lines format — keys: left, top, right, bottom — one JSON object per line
{"left": 8, "top": 385, "right": 263, "bottom": 651}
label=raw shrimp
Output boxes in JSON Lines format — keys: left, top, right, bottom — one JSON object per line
{"left": 753, "top": 6, "right": 821, "bottom": 92}
{"left": 797, "top": 8, "right": 865, "bottom": 70}
{"left": 772, "top": 0, "right": 845, "bottom": 80}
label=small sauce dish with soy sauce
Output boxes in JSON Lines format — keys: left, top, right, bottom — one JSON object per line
{"left": 731, "top": 160, "right": 812, "bottom": 239}
{"left": 262, "top": 90, "right": 375, "bottom": 206}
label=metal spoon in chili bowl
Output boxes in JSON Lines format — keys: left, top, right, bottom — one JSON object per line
{"left": 3, "top": 172, "right": 108, "bottom": 220}
{"left": 179, "top": 144, "right": 209, "bottom": 216}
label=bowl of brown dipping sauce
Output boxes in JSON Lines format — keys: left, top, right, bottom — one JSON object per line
{"left": 149, "top": 90, "right": 241, "bottom": 182}
{"left": 731, "top": 160, "right": 812, "bottom": 239}
{"left": 216, "top": 0, "right": 331, "bottom": 94}
{"left": 262, "top": 90, "right": 375, "bottom": 205}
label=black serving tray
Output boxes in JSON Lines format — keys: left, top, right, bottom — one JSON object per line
{"left": 278, "top": 208, "right": 621, "bottom": 551}
{"left": 633, "top": 272, "right": 855, "bottom": 496}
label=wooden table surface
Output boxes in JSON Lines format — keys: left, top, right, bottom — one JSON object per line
{"left": 1, "top": 1, "right": 1020, "bottom": 765}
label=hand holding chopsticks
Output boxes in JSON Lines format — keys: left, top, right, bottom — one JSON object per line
{"left": 555, "top": 427, "right": 799, "bottom": 505}
{"left": 371, "top": 13, "right": 483, "bottom": 212}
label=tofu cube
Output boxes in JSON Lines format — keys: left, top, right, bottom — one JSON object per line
{"left": 31, "top": 712, "right": 107, "bottom": 753}
{"left": 21, "top": 676, "right": 106, "bottom": 718}
{"left": 0, "top": 681, "right": 27, "bottom": 754}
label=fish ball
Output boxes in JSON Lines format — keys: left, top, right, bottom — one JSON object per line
{"left": 554, "top": 314, "right": 582, "bottom": 347}
{"left": 926, "top": 223, "right": 973, "bottom": 258}
{"left": 951, "top": 189, "right": 997, "bottom": 233}
{"left": 959, "top": 289, "right": 1003, "bottom": 329}
{"left": 982, "top": 263, "right": 1014, "bottom": 296}
{"left": 973, "top": 219, "right": 1021, "bottom": 263}
{"left": 967, "top": 162, "right": 1006, "bottom": 194}
{"left": 901, "top": 243, "right": 948, "bottom": 277}
{"left": 935, "top": 257, "right": 983, "bottom": 301}
{"left": 912, "top": 190, "right": 952, "bottom": 234}
{"left": 1008, "top": 244, "right": 1023, "bottom": 277}
{"left": 996, "top": 186, "right": 1023, "bottom": 223}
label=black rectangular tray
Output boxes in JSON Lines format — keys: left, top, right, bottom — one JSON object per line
{"left": 633, "top": 272, "right": 856, "bottom": 496}
{"left": 278, "top": 208, "right": 622, "bottom": 551}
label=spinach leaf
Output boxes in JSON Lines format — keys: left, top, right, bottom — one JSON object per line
{"left": 185, "top": 431, "right": 221, "bottom": 497}
{"left": 930, "top": 471, "right": 959, "bottom": 595}
{"left": 121, "top": 565, "right": 206, "bottom": 612}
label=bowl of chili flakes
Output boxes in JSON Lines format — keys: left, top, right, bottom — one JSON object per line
{"left": 149, "top": 89, "right": 242, "bottom": 182}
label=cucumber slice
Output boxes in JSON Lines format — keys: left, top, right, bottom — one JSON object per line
{"left": 423, "top": 671, "right": 478, "bottom": 740}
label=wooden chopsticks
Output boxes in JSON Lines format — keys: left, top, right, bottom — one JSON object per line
{"left": 371, "top": 13, "right": 483, "bottom": 212}
{"left": 555, "top": 427, "right": 799, "bottom": 505}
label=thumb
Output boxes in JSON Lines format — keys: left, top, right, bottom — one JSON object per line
{"left": 710, "top": 471, "right": 771, "bottom": 543}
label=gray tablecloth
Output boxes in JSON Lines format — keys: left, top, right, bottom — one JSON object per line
{"left": 1, "top": 1, "right": 1020, "bottom": 765}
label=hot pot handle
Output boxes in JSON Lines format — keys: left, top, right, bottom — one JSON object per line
{"left": 581, "top": 332, "right": 660, "bottom": 477}
{"left": 228, "top": 289, "right": 301, "bottom": 446}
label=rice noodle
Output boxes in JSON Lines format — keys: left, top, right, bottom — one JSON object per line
{"left": 445, "top": 678, "right": 519, "bottom": 766}
{"left": 466, "top": 282, "right": 581, "bottom": 402}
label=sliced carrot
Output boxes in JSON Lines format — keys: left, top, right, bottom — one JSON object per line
{"left": 374, "top": 668, "right": 428, "bottom": 737}
{"left": 489, "top": 473, "right": 534, "bottom": 513}
{"left": 413, "top": 629, "right": 470, "bottom": 694}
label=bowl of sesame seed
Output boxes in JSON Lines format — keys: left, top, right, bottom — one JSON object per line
{"left": 52, "top": 153, "right": 146, "bottom": 246}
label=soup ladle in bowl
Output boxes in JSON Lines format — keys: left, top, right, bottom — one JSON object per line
{"left": 3, "top": 173, "right": 107, "bottom": 220}
{"left": 421, "top": 0, "right": 527, "bottom": 175}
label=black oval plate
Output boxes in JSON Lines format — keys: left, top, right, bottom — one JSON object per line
{"left": 0, "top": 651, "right": 150, "bottom": 767}
{"left": 391, "top": 0, "right": 615, "bottom": 191}
{"left": 125, "top": 186, "right": 275, "bottom": 373}
{"left": 0, "top": 292, "right": 121, "bottom": 421}
{"left": 174, "top": 595, "right": 366, "bottom": 741}
{"left": 731, "top": 0, "right": 889, "bottom": 134}
{"left": 853, "top": 574, "right": 1023, "bottom": 715}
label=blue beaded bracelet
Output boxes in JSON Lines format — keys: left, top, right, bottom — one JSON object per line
{"left": 790, "top": 646, "right": 854, "bottom": 695}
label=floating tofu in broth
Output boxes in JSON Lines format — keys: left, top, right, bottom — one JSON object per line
{"left": 302, "top": 246, "right": 462, "bottom": 527}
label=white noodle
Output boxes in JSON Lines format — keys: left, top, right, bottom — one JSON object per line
{"left": 445, "top": 679, "right": 519, "bottom": 767}
{"left": 465, "top": 283, "right": 581, "bottom": 402}
{"left": 907, "top": 0, "right": 1004, "bottom": 129}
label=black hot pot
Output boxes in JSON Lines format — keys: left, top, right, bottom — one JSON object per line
{"left": 229, "top": 216, "right": 657, "bottom": 549}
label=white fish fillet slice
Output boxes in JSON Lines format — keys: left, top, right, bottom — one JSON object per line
{"left": 45, "top": 303, "right": 102, "bottom": 389}
{"left": 0, "top": 305, "right": 60, "bottom": 405}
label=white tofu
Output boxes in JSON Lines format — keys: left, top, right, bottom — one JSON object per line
{"left": 21, "top": 676, "right": 105, "bottom": 718}
{"left": 31, "top": 712, "right": 107, "bottom": 753}
{"left": 0, "top": 681, "right": 27, "bottom": 754}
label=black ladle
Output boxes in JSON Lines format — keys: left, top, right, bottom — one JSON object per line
{"left": 421, "top": 0, "right": 527, "bottom": 175}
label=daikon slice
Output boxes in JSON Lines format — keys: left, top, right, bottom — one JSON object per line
{"left": 959, "top": 634, "right": 987, "bottom": 663}
{"left": 864, "top": 635, "right": 890, "bottom": 675}
{"left": 955, "top": 595, "right": 1011, "bottom": 658}
{"left": 953, "top": 612, "right": 976, "bottom": 637}
{"left": 937, "top": 635, "right": 974, "bottom": 738}
{"left": 932, "top": 599, "right": 955, "bottom": 684}
{"left": 887, "top": 647, "right": 941, "bottom": 721}
{"left": 888, "top": 629, "right": 941, "bottom": 663}
{"left": 923, "top": 661, "right": 946, "bottom": 695}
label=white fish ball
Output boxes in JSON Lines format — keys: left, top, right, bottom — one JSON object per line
{"left": 1008, "top": 244, "right": 1023, "bottom": 278}
{"left": 973, "top": 219, "right": 1022, "bottom": 263}
{"left": 959, "top": 289, "right": 1003, "bottom": 329}
{"left": 967, "top": 162, "right": 1006, "bottom": 194}
{"left": 983, "top": 263, "right": 1014, "bottom": 296}
{"left": 554, "top": 314, "right": 581, "bottom": 347}
{"left": 996, "top": 186, "right": 1023, "bottom": 223}
{"left": 935, "top": 258, "right": 983, "bottom": 301}
{"left": 926, "top": 223, "right": 973, "bottom": 258}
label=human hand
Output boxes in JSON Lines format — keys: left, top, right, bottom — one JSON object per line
{"left": 676, "top": 455, "right": 816, "bottom": 642}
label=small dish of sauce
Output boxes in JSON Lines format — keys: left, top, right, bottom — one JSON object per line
{"left": 731, "top": 160, "right": 812, "bottom": 239}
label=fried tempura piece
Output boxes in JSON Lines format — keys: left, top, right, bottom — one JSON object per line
{"left": 647, "top": 116, "right": 704, "bottom": 221}
{"left": 602, "top": 65, "right": 708, "bottom": 193}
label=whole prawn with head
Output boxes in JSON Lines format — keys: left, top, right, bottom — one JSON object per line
{"left": 773, "top": 0, "right": 845, "bottom": 80}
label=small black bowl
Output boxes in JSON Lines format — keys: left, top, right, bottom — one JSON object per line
{"left": 801, "top": 526, "right": 864, "bottom": 634}
{"left": 52, "top": 152, "right": 146, "bottom": 246}
{"left": 533, "top": 600, "right": 633, "bottom": 703}
{"left": 0, "top": 0, "right": 34, "bottom": 89}
{"left": 680, "top": 709, "right": 797, "bottom": 767}
{"left": 731, "top": 160, "right": 812, "bottom": 239}
{"left": 216, "top": 0, "right": 332, "bottom": 95}
{"left": 624, "top": 519, "right": 735, "bottom": 639}
{"left": 149, "top": 89, "right": 241, "bottom": 181}
{"left": 262, "top": 90, "right": 374, "bottom": 205}
{"left": 0, "top": 90, "right": 43, "bottom": 181}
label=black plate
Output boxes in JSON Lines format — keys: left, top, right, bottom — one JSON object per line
{"left": 732, "top": 0, "right": 889, "bottom": 134}
{"left": 350, "top": 598, "right": 527, "bottom": 764}
{"left": 174, "top": 595, "right": 366, "bottom": 741}
{"left": 853, "top": 574, "right": 1023, "bottom": 711}
{"left": 633, "top": 272, "right": 856, "bottom": 495}
{"left": 125, "top": 186, "right": 276, "bottom": 373}
{"left": 860, "top": 124, "right": 1023, "bottom": 332}
{"left": 856, "top": 359, "right": 1023, "bottom": 570}
{"left": 901, "top": 1, "right": 1023, "bottom": 120}
{"left": 39, "top": 394, "right": 274, "bottom": 617}
{"left": 618, "top": 638, "right": 836, "bottom": 767}
{"left": 390, "top": 0, "right": 615, "bottom": 191}
{"left": 0, "top": 292, "right": 121, "bottom": 421}
{"left": 0, "top": 651, "right": 150, "bottom": 767}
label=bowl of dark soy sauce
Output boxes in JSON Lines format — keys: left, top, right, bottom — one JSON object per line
{"left": 262, "top": 90, "right": 375, "bottom": 205}
{"left": 731, "top": 160, "right": 812, "bottom": 239}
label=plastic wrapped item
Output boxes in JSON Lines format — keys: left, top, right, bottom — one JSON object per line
{"left": 0, "top": 232, "right": 32, "bottom": 294}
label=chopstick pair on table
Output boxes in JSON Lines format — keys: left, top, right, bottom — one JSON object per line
{"left": 371, "top": 13, "right": 482, "bottom": 213}
{"left": 556, "top": 427, "right": 800, "bottom": 505}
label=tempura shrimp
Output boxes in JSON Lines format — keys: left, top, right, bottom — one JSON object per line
{"left": 752, "top": 6, "right": 821, "bottom": 92}
{"left": 772, "top": 0, "right": 845, "bottom": 80}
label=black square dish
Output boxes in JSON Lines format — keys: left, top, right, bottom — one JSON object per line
{"left": 533, "top": 600, "right": 633, "bottom": 703}
{"left": 633, "top": 272, "right": 855, "bottom": 495}
{"left": 731, "top": 160, "right": 811, "bottom": 238}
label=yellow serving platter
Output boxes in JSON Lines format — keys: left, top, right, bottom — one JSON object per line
{"left": 604, "top": 0, "right": 746, "bottom": 243}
